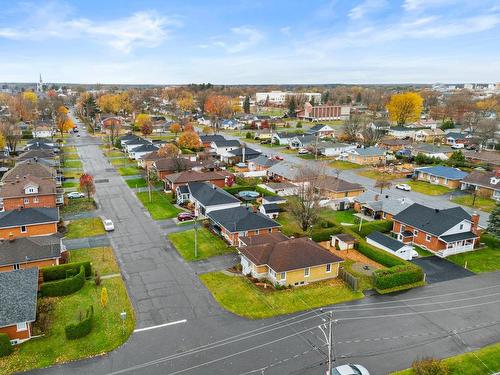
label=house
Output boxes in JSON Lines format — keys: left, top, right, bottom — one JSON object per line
{"left": 247, "top": 156, "right": 280, "bottom": 172}
{"left": 289, "top": 134, "right": 316, "bottom": 149}
{"left": 128, "top": 143, "right": 159, "bottom": 160}
{"left": 263, "top": 182, "right": 299, "bottom": 196}
{"left": 124, "top": 138, "right": 151, "bottom": 154}
{"left": 223, "top": 147, "right": 262, "bottom": 164}
{"left": 353, "top": 192, "right": 413, "bottom": 220}
{"left": 100, "top": 115, "right": 123, "bottom": 130}
{"left": 415, "top": 118, "right": 438, "bottom": 129}
{"left": 392, "top": 203, "right": 480, "bottom": 257}
{"left": 446, "top": 132, "right": 468, "bottom": 147}
{"left": 0, "top": 234, "right": 64, "bottom": 272}
{"left": 0, "top": 175, "right": 61, "bottom": 211}
{"left": 259, "top": 203, "right": 281, "bottom": 219}
{"left": 152, "top": 120, "right": 173, "bottom": 134}
{"left": 238, "top": 232, "right": 289, "bottom": 247}
{"left": 387, "top": 126, "right": 416, "bottom": 139}
{"left": 261, "top": 195, "right": 287, "bottom": 205}
{"left": 137, "top": 150, "right": 162, "bottom": 171}
{"left": 0, "top": 207, "right": 59, "bottom": 239}
{"left": 464, "top": 151, "right": 500, "bottom": 167}
{"left": 24, "top": 141, "right": 58, "bottom": 153}
{"left": 305, "top": 124, "right": 336, "bottom": 137}
{"left": 165, "top": 170, "right": 231, "bottom": 191}
{"left": 32, "top": 125, "right": 55, "bottom": 138}
{"left": 207, "top": 206, "right": 281, "bottom": 245}
{"left": 271, "top": 132, "right": 300, "bottom": 146}
{"left": 330, "top": 233, "right": 357, "bottom": 250}
{"left": 179, "top": 182, "right": 240, "bottom": 215}
{"left": 0, "top": 268, "right": 38, "bottom": 344}
{"left": 239, "top": 237, "right": 343, "bottom": 286}
{"left": 26, "top": 138, "right": 56, "bottom": 148}
{"left": 413, "top": 128, "right": 445, "bottom": 143}
{"left": 200, "top": 134, "right": 225, "bottom": 148}
{"left": 317, "top": 142, "right": 356, "bottom": 157}
{"left": 378, "top": 138, "right": 412, "bottom": 152}
{"left": 461, "top": 170, "right": 500, "bottom": 201}
{"left": 267, "top": 161, "right": 304, "bottom": 183}
{"left": 412, "top": 144, "right": 454, "bottom": 160}
{"left": 221, "top": 119, "right": 241, "bottom": 130}
{"left": 297, "top": 102, "right": 350, "bottom": 121}
{"left": 342, "top": 147, "right": 386, "bottom": 166}
{"left": 2, "top": 160, "right": 60, "bottom": 187}
{"left": 17, "top": 150, "right": 57, "bottom": 163}
{"left": 319, "top": 176, "right": 365, "bottom": 201}
{"left": 366, "top": 231, "right": 415, "bottom": 261}
{"left": 210, "top": 140, "right": 241, "bottom": 155}
{"left": 152, "top": 157, "right": 195, "bottom": 180}
{"left": 119, "top": 134, "right": 142, "bottom": 148}
{"left": 415, "top": 166, "right": 468, "bottom": 189}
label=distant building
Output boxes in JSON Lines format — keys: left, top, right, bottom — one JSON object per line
{"left": 255, "top": 91, "right": 321, "bottom": 105}
{"left": 297, "top": 103, "right": 350, "bottom": 121}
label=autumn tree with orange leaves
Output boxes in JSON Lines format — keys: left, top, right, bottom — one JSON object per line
{"left": 178, "top": 131, "right": 201, "bottom": 150}
{"left": 56, "top": 106, "right": 74, "bottom": 137}
{"left": 170, "top": 123, "right": 181, "bottom": 135}
{"left": 204, "top": 95, "right": 232, "bottom": 132}
{"left": 158, "top": 143, "right": 180, "bottom": 158}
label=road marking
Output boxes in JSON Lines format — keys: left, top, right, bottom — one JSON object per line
{"left": 134, "top": 319, "right": 187, "bottom": 333}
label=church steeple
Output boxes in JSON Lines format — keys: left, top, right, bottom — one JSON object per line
{"left": 36, "top": 73, "right": 43, "bottom": 92}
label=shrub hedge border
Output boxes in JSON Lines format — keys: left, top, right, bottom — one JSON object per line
{"left": 65, "top": 305, "right": 94, "bottom": 340}
{"left": 41, "top": 261, "right": 92, "bottom": 282}
{"left": 0, "top": 333, "right": 13, "bottom": 357}
{"left": 41, "top": 265, "right": 86, "bottom": 297}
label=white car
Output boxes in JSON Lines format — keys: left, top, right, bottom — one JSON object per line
{"left": 298, "top": 148, "right": 309, "bottom": 154}
{"left": 395, "top": 183, "right": 411, "bottom": 191}
{"left": 67, "top": 192, "right": 85, "bottom": 199}
{"left": 103, "top": 219, "right": 115, "bottom": 231}
{"left": 331, "top": 364, "right": 370, "bottom": 375}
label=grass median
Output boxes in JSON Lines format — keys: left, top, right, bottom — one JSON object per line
{"left": 69, "top": 247, "right": 119, "bottom": 276}
{"left": 451, "top": 194, "right": 496, "bottom": 212}
{"left": 65, "top": 217, "right": 105, "bottom": 239}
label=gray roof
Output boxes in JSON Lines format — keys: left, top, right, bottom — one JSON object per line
{"left": 446, "top": 132, "right": 466, "bottom": 140}
{"left": 0, "top": 235, "right": 62, "bottom": 266}
{"left": 367, "top": 231, "right": 407, "bottom": 252}
{"left": 0, "top": 207, "right": 59, "bottom": 228}
{"left": 262, "top": 195, "right": 287, "bottom": 203}
{"left": 228, "top": 147, "right": 261, "bottom": 158}
{"left": 440, "top": 231, "right": 477, "bottom": 242}
{"left": 188, "top": 182, "right": 240, "bottom": 206}
{"left": 393, "top": 203, "right": 471, "bottom": 236}
{"left": 307, "top": 124, "right": 331, "bottom": 132}
{"left": 267, "top": 161, "right": 302, "bottom": 181}
{"left": 0, "top": 268, "right": 38, "bottom": 327}
{"left": 130, "top": 143, "right": 159, "bottom": 153}
{"left": 354, "top": 147, "right": 386, "bottom": 156}
{"left": 249, "top": 155, "right": 280, "bottom": 168}
{"left": 261, "top": 203, "right": 281, "bottom": 214}
{"left": 212, "top": 140, "right": 241, "bottom": 148}
{"left": 355, "top": 192, "right": 413, "bottom": 215}
{"left": 208, "top": 206, "right": 281, "bottom": 232}
{"left": 290, "top": 134, "right": 315, "bottom": 145}
{"left": 414, "top": 144, "right": 453, "bottom": 154}
{"left": 317, "top": 141, "right": 351, "bottom": 150}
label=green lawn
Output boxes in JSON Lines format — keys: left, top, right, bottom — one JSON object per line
{"left": 0, "top": 278, "right": 135, "bottom": 374}
{"left": 136, "top": 191, "right": 181, "bottom": 219}
{"left": 63, "top": 170, "right": 83, "bottom": 179}
{"left": 451, "top": 194, "right": 496, "bottom": 212}
{"left": 118, "top": 166, "right": 142, "bottom": 176}
{"left": 69, "top": 247, "right": 120, "bottom": 276}
{"left": 125, "top": 177, "right": 147, "bottom": 188}
{"left": 168, "top": 227, "right": 235, "bottom": 261}
{"left": 61, "top": 198, "right": 96, "bottom": 216}
{"left": 61, "top": 146, "right": 77, "bottom": 153}
{"left": 407, "top": 180, "right": 453, "bottom": 195}
{"left": 447, "top": 247, "right": 500, "bottom": 273}
{"left": 111, "top": 158, "right": 134, "bottom": 166}
{"left": 391, "top": 342, "right": 500, "bottom": 375}
{"left": 65, "top": 218, "right": 105, "bottom": 239}
{"left": 62, "top": 181, "right": 78, "bottom": 188}
{"left": 329, "top": 160, "right": 363, "bottom": 170}
{"left": 104, "top": 150, "right": 125, "bottom": 158}
{"left": 200, "top": 272, "right": 363, "bottom": 319}
{"left": 321, "top": 209, "right": 358, "bottom": 224}
{"left": 63, "top": 153, "right": 80, "bottom": 160}
{"left": 277, "top": 209, "right": 349, "bottom": 236}
{"left": 414, "top": 246, "right": 433, "bottom": 257}
{"left": 62, "top": 160, "right": 83, "bottom": 169}
{"left": 358, "top": 170, "right": 403, "bottom": 180}
{"left": 342, "top": 260, "right": 374, "bottom": 291}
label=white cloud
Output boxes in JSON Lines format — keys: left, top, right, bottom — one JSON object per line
{"left": 280, "top": 26, "right": 291, "bottom": 35}
{"left": 403, "top": 0, "right": 457, "bottom": 11}
{"left": 205, "top": 26, "right": 264, "bottom": 53}
{"left": 349, "top": 0, "right": 387, "bottom": 20}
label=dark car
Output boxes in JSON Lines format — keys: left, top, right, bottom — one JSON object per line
{"left": 177, "top": 212, "right": 195, "bottom": 222}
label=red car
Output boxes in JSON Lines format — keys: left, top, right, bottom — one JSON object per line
{"left": 177, "top": 212, "right": 195, "bottom": 222}
{"left": 273, "top": 155, "right": 284, "bottom": 160}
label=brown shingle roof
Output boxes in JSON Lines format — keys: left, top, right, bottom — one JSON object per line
{"left": 462, "top": 170, "right": 500, "bottom": 191}
{"left": 17, "top": 150, "right": 56, "bottom": 161}
{"left": 2, "top": 160, "right": 55, "bottom": 182}
{"left": 319, "top": 176, "right": 365, "bottom": 193}
{"left": 154, "top": 158, "right": 194, "bottom": 172}
{"left": 239, "top": 232, "right": 289, "bottom": 246}
{"left": 239, "top": 237, "right": 343, "bottom": 272}
{"left": 0, "top": 175, "right": 56, "bottom": 198}
{"left": 166, "top": 170, "right": 227, "bottom": 184}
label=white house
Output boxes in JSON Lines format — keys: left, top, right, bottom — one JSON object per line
{"left": 318, "top": 142, "right": 356, "bottom": 157}
{"left": 32, "top": 126, "right": 55, "bottom": 138}
{"left": 128, "top": 143, "right": 159, "bottom": 160}
{"left": 210, "top": 140, "right": 241, "bottom": 155}
{"left": 388, "top": 127, "right": 416, "bottom": 139}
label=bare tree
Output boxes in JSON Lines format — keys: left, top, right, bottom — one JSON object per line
{"left": 342, "top": 113, "right": 364, "bottom": 142}
{"left": 475, "top": 119, "right": 498, "bottom": 149}
{"left": 375, "top": 174, "right": 392, "bottom": 194}
{"left": 360, "top": 125, "right": 383, "bottom": 146}
{"left": 0, "top": 121, "right": 21, "bottom": 154}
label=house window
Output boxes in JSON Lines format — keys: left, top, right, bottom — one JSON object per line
{"left": 400, "top": 225, "right": 405, "bottom": 233}
{"left": 304, "top": 267, "right": 310, "bottom": 277}
{"left": 268, "top": 228, "right": 272, "bottom": 233}
{"left": 414, "top": 230, "right": 418, "bottom": 235}
{"left": 33, "top": 197, "right": 39, "bottom": 203}
{"left": 24, "top": 198, "right": 29, "bottom": 204}
{"left": 326, "top": 264, "right": 331, "bottom": 273}
{"left": 20, "top": 226, "right": 27, "bottom": 233}
{"left": 270, "top": 269, "right": 276, "bottom": 278}
{"left": 425, "top": 234, "right": 431, "bottom": 242}
{"left": 255, "top": 229, "right": 260, "bottom": 235}
{"left": 16, "top": 322, "right": 27, "bottom": 332}
{"left": 459, "top": 224, "right": 463, "bottom": 230}
{"left": 280, "top": 272, "right": 286, "bottom": 280}
{"left": 13, "top": 264, "right": 20, "bottom": 270}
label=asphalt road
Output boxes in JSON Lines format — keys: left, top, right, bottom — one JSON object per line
{"left": 31, "top": 120, "right": 500, "bottom": 375}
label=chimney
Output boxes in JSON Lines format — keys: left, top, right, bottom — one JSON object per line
{"left": 471, "top": 212, "right": 480, "bottom": 236}
{"left": 435, "top": 208, "right": 439, "bottom": 213}
{"left": 374, "top": 194, "right": 379, "bottom": 201}
{"left": 496, "top": 168, "right": 500, "bottom": 178}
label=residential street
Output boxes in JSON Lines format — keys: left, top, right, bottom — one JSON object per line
{"left": 31, "top": 118, "right": 500, "bottom": 375}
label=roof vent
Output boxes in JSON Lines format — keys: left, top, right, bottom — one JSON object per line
{"left": 435, "top": 208, "right": 439, "bottom": 213}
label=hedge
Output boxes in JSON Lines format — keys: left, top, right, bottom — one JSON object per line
{"left": 373, "top": 265, "right": 424, "bottom": 290}
{"left": 356, "top": 240, "right": 406, "bottom": 268}
{"left": 0, "top": 333, "right": 13, "bottom": 357}
{"left": 481, "top": 233, "right": 500, "bottom": 249}
{"left": 42, "top": 261, "right": 92, "bottom": 282}
{"left": 65, "top": 305, "right": 94, "bottom": 340}
{"left": 353, "top": 220, "right": 393, "bottom": 238}
{"left": 41, "top": 265, "right": 85, "bottom": 297}
{"left": 311, "top": 226, "right": 344, "bottom": 242}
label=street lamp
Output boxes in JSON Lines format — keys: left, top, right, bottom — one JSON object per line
{"left": 318, "top": 310, "right": 337, "bottom": 375}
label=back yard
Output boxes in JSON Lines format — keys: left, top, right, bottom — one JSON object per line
{"left": 407, "top": 180, "right": 453, "bottom": 195}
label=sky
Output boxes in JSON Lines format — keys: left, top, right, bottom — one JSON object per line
{"left": 0, "top": 0, "right": 499, "bottom": 84}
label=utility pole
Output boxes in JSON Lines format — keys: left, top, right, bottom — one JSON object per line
{"left": 147, "top": 169, "right": 152, "bottom": 203}
{"left": 194, "top": 214, "right": 198, "bottom": 258}
{"left": 315, "top": 131, "right": 319, "bottom": 160}
{"left": 318, "top": 310, "right": 336, "bottom": 375}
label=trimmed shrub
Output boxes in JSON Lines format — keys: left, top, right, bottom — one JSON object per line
{"left": 373, "top": 265, "right": 424, "bottom": 290}
{"left": 41, "top": 265, "right": 85, "bottom": 297}
{"left": 411, "top": 357, "right": 449, "bottom": 375}
{"left": 354, "top": 220, "right": 393, "bottom": 238}
{"left": 311, "top": 226, "right": 344, "bottom": 242}
{"left": 356, "top": 240, "right": 406, "bottom": 267}
{"left": 0, "top": 333, "right": 13, "bottom": 357}
{"left": 42, "top": 261, "right": 92, "bottom": 282}
{"left": 65, "top": 305, "right": 94, "bottom": 340}
{"left": 481, "top": 233, "right": 500, "bottom": 249}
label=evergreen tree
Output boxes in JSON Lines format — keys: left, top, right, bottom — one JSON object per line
{"left": 243, "top": 96, "right": 250, "bottom": 114}
{"left": 310, "top": 97, "right": 315, "bottom": 106}
{"left": 288, "top": 96, "right": 297, "bottom": 117}
{"left": 321, "top": 91, "right": 330, "bottom": 104}
{"left": 356, "top": 92, "right": 362, "bottom": 103}
{"left": 487, "top": 203, "right": 500, "bottom": 237}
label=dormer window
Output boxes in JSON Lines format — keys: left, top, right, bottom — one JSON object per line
{"left": 24, "top": 185, "right": 39, "bottom": 194}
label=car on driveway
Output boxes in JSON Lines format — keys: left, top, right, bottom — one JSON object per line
{"left": 67, "top": 192, "right": 85, "bottom": 199}
{"left": 103, "top": 219, "right": 115, "bottom": 231}
{"left": 177, "top": 212, "right": 195, "bottom": 222}
{"left": 395, "top": 183, "right": 411, "bottom": 191}
{"left": 298, "top": 148, "right": 309, "bottom": 154}
{"left": 331, "top": 364, "right": 370, "bottom": 375}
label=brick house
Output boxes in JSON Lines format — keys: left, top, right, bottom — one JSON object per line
{"left": 165, "top": 170, "right": 231, "bottom": 192}
{"left": 239, "top": 236, "right": 343, "bottom": 286}
{"left": 461, "top": 170, "right": 500, "bottom": 201}
{"left": 0, "top": 175, "right": 60, "bottom": 211}
{"left": 415, "top": 166, "right": 468, "bottom": 189}
{"left": 319, "top": 176, "right": 365, "bottom": 200}
{"left": 341, "top": 147, "right": 386, "bottom": 165}
{"left": 392, "top": 203, "right": 480, "bottom": 257}
{"left": 0, "top": 207, "right": 59, "bottom": 240}
{"left": 0, "top": 234, "right": 64, "bottom": 273}
{"left": 297, "top": 102, "right": 350, "bottom": 121}
{"left": 152, "top": 158, "right": 195, "bottom": 180}
{"left": 0, "top": 268, "right": 38, "bottom": 344}
{"left": 207, "top": 206, "right": 281, "bottom": 245}
{"left": 2, "top": 160, "right": 57, "bottom": 185}
{"left": 177, "top": 182, "right": 241, "bottom": 215}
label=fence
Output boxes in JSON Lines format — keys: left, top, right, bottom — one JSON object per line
{"left": 339, "top": 268, "right": 359, "bottom": 292}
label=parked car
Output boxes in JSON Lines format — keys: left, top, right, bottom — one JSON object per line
{"left": 395, "top": 183, "right": 411, "bottom": 191}
{"left": 103, "top": 219, "right": 115, "bottom": 231}
{"left": 273, "top": 155, "right": 284, "bottom": 160}
{"left": 298, "top": 148, "right": 309, "bottom": 154}
{"left": 331, "top": 364, "right": 370, "bottom": 375}
{"left": 67, "top": 192, "right": 85, "bottom": 199}
{"left": 177, "top": 212, "right": 195, "bottom": 222}
{"left": 451, "top": 143, "right": 464, "bottom": 149}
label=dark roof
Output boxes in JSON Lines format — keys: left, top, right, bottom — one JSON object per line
{"left": 119, "top": 134, "right": 141, "bottom": 142}
{"left": 130, "top": 143, "right": 159, "bottom": 153}
{"left": 416, "top": 166, "right": 468, "bottom": 180}
{"left": 262, "top": 195, "right": 287, "bottom": 203}
{"left": 154, "top": 157, "right": 193, "bottom": 172}
{"left": 200, "top": 135, "right": 226, "bottom": 143}
{"left": 212, "top": 140, "right": 241, "bottom": 148}
{"left": 0, "top": 235, "right": 62, "bottom": 266}
{"left": 290, "top": 134, "right": 315, "bottom": 145}
{"left": 319, "top": 176, "right": 364, "bottom": 193}
{"left": 177, "top": 185, "right": 189, "bottom": 194}
{"left": 261, "top": 203, "right": 281, "bottom": 213}
{"left": 462, "top": 170, "right": 500, "bottom": 191}
{"left": 166, "top": 170, "right": 228, "bottom": 184}
{"left": 17, "top": 149, "right": 56, "bottom": 161}
{"left": 25, "top": 142, "right": 54, "bottom": 150}
{"left": 332, "top": 233, "right": 357, "bottom": 243}
{"left": 239, "top": 232, "right": 289, "bottom": 246}
{"left": 0, "top": 207, "right": 59, "bottom": 228}
{"left": 367, "top": 231, "right": 406, "bottom": 252}
{"left": 308, "top": 124, "right": 330, "bottom": 132}
{"left": 188, "top": 182, "right": 240, "bottom": 206}
{"left": 239, "top": 237, "right": 343, "bottom": 272}
{"left": 275, "top": 132, "right": 301, "bottom": 139}
{"left": 208, "top": 206, "right": 281, "bottom": 232}
{"left": 393, "top": 203, "right": 471, "bottom": 236}
{"left": 446, "top": 132, "right": 466, "bottom": 140}
{"left": 125, "top": 138, "right": 151, "bottom": 146}
{"left": 27, "top": 138, "right": 52, "bottom": 145}
{"left": 2, "top": 160, "right": 54, "bottom": 182}
{"left": 0, "top": 268, "right": 38, "bottom": 327}
{"left": 228, "top": 147, "right": 261, "bottom": 158}
{"left": 139, "top": 150, "right": 162, "bottom": 161}
{"left": 464, "top": 151, "right": 500, "bottom": 165}
{"left": 0, "top": 175, "right": 56, "bottom": 199}
{"left": 249, "top": 155, "right": 280, "bottom": 168}
{"left": 440, "top": 231, "right": 478, "bottom": 242}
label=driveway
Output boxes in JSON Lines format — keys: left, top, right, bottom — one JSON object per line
{"left": 412, "top": 256, "right": 475, "bottom": 283}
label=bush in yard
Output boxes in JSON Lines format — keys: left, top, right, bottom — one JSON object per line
{"left": 41, "top": 265, "right": 85, "bottom": 297}
{"left": 411, "top": 357, "right": 448, "bottom": 375}
{"left": 354, "top": 220, "right": 393, "bottom": 237}
{"left": 481, "top": 232, "right": 500, "bottom": 248}
{"left": 245, "top": 132, "right": 252, "bottom": 139}
{"left": 41, "top": 261, "right": 92, "bottom": 282}
{"left": 373, "top": 265, "right": 423, "bottom": 290}
{"left": 356, "top": 240, "right": 405, "bottom": 267}
{"left": 311, "top": 225, "right": 344, "bottom": 242}
{"left": 0, "top": 333, "right": 13, "bottom": 357}
{"left": 65, "top": 305, "right": 94, "bottom": 340}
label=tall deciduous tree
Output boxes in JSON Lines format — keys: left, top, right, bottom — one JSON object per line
{"left": 178, "top": 131, "right": 201, "bottom": 150}
{"left": 79, "top": 173, "right": 95, "bottom": 199}
{"left": 342, "top": 113, "right": 365, "bottom": 142}
{"left": 56, "top": 106, "right": 74, "bottom": 137}
{"left": 386, "top": 92, "right": 424, "bottom": 125}
{"left": 157, "top": 143, "right": 179, "bottom": 158}
{"left": 170, "top": 123, "right": 181, "bottom": 135}
{"left": 204, "top": 95, "right": 232, "bottom": 132}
